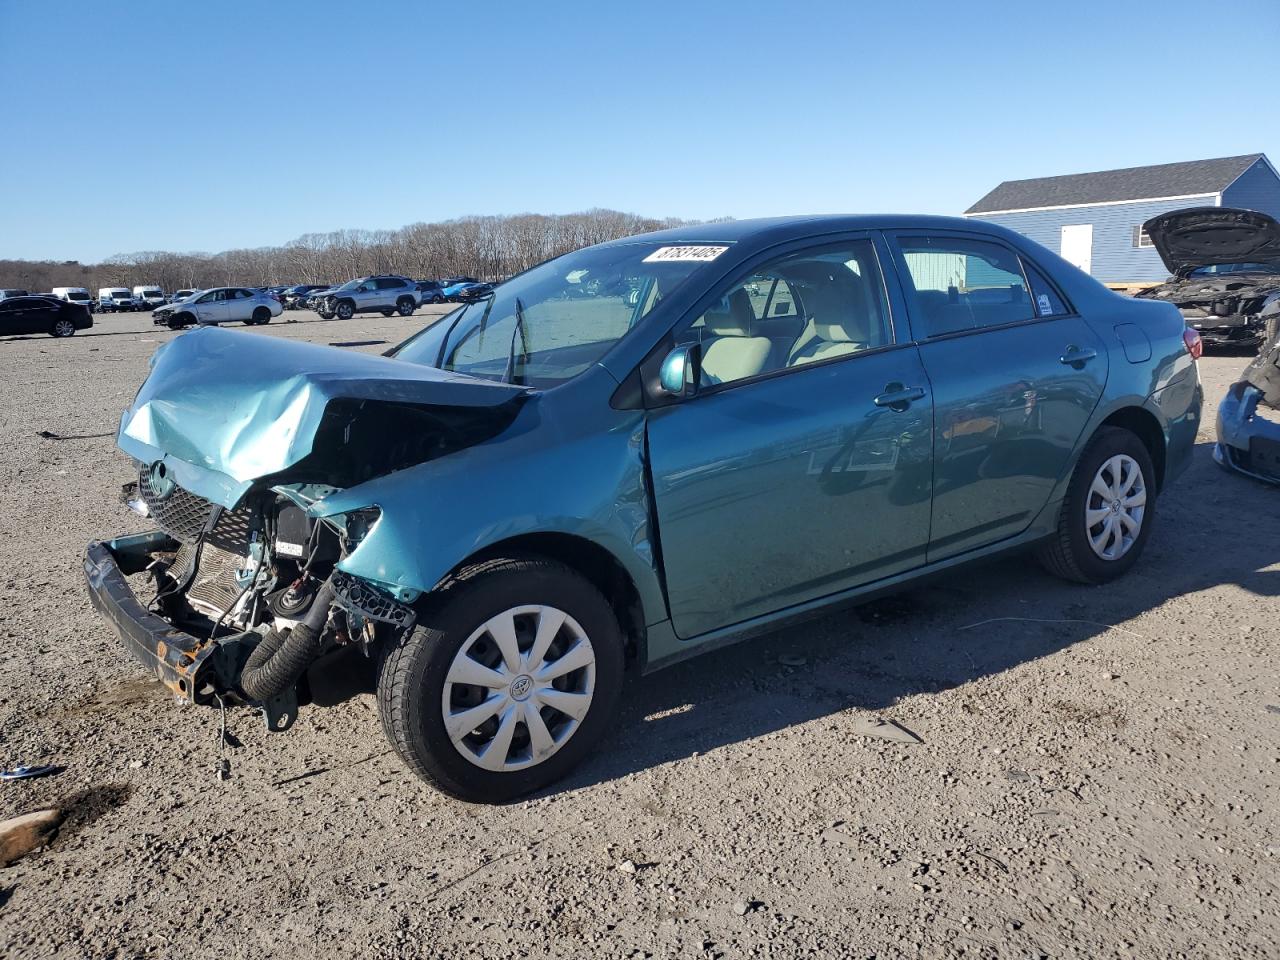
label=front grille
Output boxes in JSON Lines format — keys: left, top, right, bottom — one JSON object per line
{"left": 138, "top": 465, "right": 257, "bottom": 553}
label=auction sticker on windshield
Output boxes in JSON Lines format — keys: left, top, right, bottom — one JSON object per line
{"left": 642, "top": 245, "right": 729, "bottom": 263}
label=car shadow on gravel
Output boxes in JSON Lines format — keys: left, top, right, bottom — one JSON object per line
{"left": 556, "top": 444, "right": 1280, "bottom": 794}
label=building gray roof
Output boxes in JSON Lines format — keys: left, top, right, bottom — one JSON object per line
{"left": 965, "top": 154, "right": 1265, "bottom": 214}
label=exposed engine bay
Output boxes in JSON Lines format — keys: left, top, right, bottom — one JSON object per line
{"left": 118, "top": 462, "right": 413, "bottom": 730}
{"left": 1135, "top": 274, "right": 1280, "bottom": 347}
{"left": 1135, "top": 206, "right": 1280, "bottom": 349}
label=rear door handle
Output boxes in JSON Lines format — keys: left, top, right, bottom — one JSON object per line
{"left": 873, "top": 384, "right": 926, "bottom": 411}
{"left": 1059, "top": 345, "right": 1098, "bottom": 367}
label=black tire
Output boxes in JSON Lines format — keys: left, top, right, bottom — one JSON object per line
{"left": 335, "top": 300, "right": 354, "bottom": 320}
{"left": 50, "top": 318, "right": 76, "bottom": 338}
{"left": 250, "top": 306, "right": 271, "bottom": 325}
{"left": 1036, "top": 426, "right": 1157, "bottom": 584}
{"left": 381, "top": 308, "right": 395, "bottom": 317}
{"left": 377, "top": 556, "right": 625, "bottom": 803}
{"left": 396, "top": 297, "right": 415, "bottom": 317}
{"left": 168, "top": 313, "right": 191, "bottom": 330}
{"left": 317, "top": 308, "right": 334, "bottom": 320}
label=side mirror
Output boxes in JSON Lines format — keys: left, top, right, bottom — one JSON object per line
{"left": 659, "top": 343, "right": 700, "bottom": 398}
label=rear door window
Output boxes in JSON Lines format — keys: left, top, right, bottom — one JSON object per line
{"left": 1022, "top": 261, "right": 1070, "bottom": 317}
{"left": 895, "top": 236, "right": 1034, "bottom": 337}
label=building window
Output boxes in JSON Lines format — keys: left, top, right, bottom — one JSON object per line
{"left": 1132, "top": 225, "right": 1153, "bottom": 248}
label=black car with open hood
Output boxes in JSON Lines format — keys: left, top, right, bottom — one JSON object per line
{"left": 1134, "top": 207, "right": 1280, "bottom": 349}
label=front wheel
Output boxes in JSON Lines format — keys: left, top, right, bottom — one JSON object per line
{"left": 377, "top": 556, "right": 625, "bottom": 803}
{"left": 335, "top": 300, "right": 354, "bottom": 320}
{"left": 1036, "top": 426, "right": 1156, "bottom": 584}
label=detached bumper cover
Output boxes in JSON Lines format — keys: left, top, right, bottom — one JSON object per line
{"left": 1215, "top": 384, "right": 1280, "bottom": 485}
{"left": 83, "top": 532, "right": 220, "bottom": 700}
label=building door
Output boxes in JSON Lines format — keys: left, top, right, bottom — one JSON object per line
{"left": 1059, "top": 224, "right": 1093, "bottom": 274}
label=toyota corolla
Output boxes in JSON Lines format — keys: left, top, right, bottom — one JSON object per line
{"left": 84, "top": 215, "right": 1202, "bottom": 802}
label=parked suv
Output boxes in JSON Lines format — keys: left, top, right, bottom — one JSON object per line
{"left": 318, "top": 276, "right": 420, "bottom": 320}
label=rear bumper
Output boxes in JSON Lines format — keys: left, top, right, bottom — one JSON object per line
{"left": 83, "top": 532, "right": 221, "bottom": 701}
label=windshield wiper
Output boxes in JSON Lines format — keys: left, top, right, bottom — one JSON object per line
{"left": 504, "top": 296, "right": 530, "bottom": 385}
{"left": 434, "top": 293, "right": 495, "bottom": 368}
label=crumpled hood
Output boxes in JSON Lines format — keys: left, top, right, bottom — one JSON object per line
{"left": 1144, "top": 206, "right": 1280, "bottom": 277}
{"left": 119, "top": 326, "right": 527, "bottom": 507}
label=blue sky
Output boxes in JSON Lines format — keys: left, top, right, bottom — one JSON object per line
{"left": 2, "top": 0, "right": 1277, "bottom": 262}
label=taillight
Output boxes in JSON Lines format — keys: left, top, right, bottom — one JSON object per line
{"left": 1183, "top": 326, "right": 1202, "bottom": 360}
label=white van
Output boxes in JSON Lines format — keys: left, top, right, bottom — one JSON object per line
{"left": 98, "top": 287, "right": 137, "bottom": 312}
{"left": 52, "top": 287, "right": 94, "bottom": 312}
{"left": 133, "top": 285, "right": 166, "bottom": 311}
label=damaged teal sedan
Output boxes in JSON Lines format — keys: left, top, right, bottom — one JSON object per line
{"left": 85, "top": 216, "right": 1202, "bottom": 801}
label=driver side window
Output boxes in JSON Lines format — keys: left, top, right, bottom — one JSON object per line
{"left": 679, "top": 240, "right": 892, "bottom": 387}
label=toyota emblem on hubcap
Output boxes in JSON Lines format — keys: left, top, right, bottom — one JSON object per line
{"left": 509, "top": 674, "right": 533, "bottom": 701}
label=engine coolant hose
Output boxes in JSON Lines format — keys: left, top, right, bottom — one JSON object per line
{"left": 239, "top": 578, "right": 337, "bottom": 703}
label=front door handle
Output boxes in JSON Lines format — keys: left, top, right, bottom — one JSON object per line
{"left": 1059, "top": 345, "right": 1098, "bottom": 367}
{"left": 873, "top": 384, "right": 926, "bottom": 411}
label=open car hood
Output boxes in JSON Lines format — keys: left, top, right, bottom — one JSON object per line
{"left": 1144, "top": 206, "right": 1280, "bottom": 278}
{"left": 118, "top": 326, "right": 527, "bottom": 508}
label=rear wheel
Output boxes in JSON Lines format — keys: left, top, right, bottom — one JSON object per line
{"left": 381, "top": 308, "right": 395, "bottom": 317}
{"left": 335, "top": 300, "right": 354, "bottom": 320}
{"left": 396, "top": 297, "right": 415, "bottom": 317}
{"left": 377, "top": 556, "right": 625, "bottom": 802}
{"left": 1036, "top": 426, "right": 1156, "bottom": 584}
{"left": 250, "top": 306, "right": 271, "bottom": 325}
{"left": 51, "top": 318, "right": 76, "bottom": 338}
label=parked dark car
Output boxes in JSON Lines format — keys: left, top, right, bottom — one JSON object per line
{"left": 415, "top": 280, "right": 447, "bottom": 304}
{"left": 1134, "top": 207, "right": 1280, "bottom": 349}
{"left": 282, "top": 284, "right": 332, "bottom": 310}
{"left": 0, "top": 295, "right": 93, "bottom": 337}
{"left": 85, "top": 215, "right": 1201, "bottom": 802}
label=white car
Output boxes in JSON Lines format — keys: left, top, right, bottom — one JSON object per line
{"left": 98, "top": 287, "right": 137, "bottom": 312}
{"left": 132, "top": 286, "right": 167, "bottom": 311}
{"left": 51, "top": 287, "right": 95, "bottom": 312}
{"left": 151, "top": 287, "right": 283, "bottom": 329}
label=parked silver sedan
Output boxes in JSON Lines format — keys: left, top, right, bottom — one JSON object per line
{"left": 152, "top": 287, "right": 283, "bottom": 330}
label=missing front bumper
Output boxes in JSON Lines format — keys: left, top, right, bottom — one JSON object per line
{"left": 83, "top": 532, "right": 226, "bottom": 701}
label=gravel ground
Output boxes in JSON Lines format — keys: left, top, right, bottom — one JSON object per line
{"left": 0, "top": 311, "right": 1277, "bottom": 959}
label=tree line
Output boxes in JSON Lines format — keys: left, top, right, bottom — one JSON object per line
{"left": 0, "top": 208, "right": 700, "bottom": 293}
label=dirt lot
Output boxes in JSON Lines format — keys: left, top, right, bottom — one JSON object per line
{"left": 0, "top": 310, "right": 1276, "bottom": 959}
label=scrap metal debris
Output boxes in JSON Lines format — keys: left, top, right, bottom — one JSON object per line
{"left": 849, "top": 717, "right": 923, "bottom": 744}
{"left": 0, "top": 764, "right": 61, "bottom": 782}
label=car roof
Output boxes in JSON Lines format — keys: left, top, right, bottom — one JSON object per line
{"left": 599, "top": 214, "right": 1020, "bottom": 249}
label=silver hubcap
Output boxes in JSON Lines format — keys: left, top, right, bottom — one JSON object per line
{"left": 55, "top": 320, "right": 74, "bottom": 336}
{"left": 442, "top": 605, "right": 595, "bottom": 772}
{"left": 1086, "top": 454, "right": 1146, "bottom": 561}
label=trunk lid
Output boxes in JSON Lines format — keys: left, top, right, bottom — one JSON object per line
{"left": 1143, "top": 206, "right": 1280, "bottom": 278}
{"left": 119, "top": 326, "right": 527, "bottom": 507}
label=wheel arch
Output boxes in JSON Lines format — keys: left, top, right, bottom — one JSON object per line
{"left": 1096, "top": 405, "right": 1167, "bottom": 490}
{"left": 446, "top": 532, "right": 647, "bottom": 667}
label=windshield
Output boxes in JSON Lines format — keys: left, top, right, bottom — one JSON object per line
{"left": 107, "top": 291, "right": 129, "bottom": 298}
{"left": 1189, "top": 262, "right": 1280, "bottom": 276}
{"left": 67, "top": 291, "right": 89, "bottom": 300}
{"left": 392, "top": 241, "right": 720, "bottom": 386}
{"left": 335, "top": 279, "right": 363, "bottom": 291}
